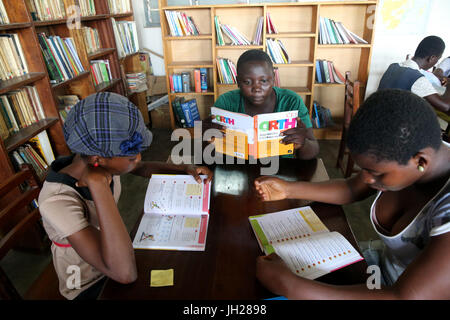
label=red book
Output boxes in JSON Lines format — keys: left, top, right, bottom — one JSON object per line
{"left": 194, "top": 69, "right": 201, "bottom": 93}
{"left": 169, "top": 75, "right": 175, "bottom": 93}
{"left": 327, "top": 61, "right": 335, "bottom": 83}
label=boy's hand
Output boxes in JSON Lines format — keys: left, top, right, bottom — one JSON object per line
{"left": 256, "top": 253, "right": 294, "bottom": 296}
{"left": 184, "top": 164, "right": 213, "bottom": 184}
{"left": 280, "top": 117, "right": 308, "bottom": 149}
{"left": 254, "top": 176, "right": 290, "bottom": 201}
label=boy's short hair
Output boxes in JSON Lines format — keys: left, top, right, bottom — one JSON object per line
{"left": 347, "top": 89, "right": 442, "bottom": 165}
{"left": 237, "top": 49, "right": 273, "bottom": 75}
{"left": 63, "top": 92, "right": 152, "bottom": 157}
{"left": 414, "top": 35, "right": 445, "bottom": 59}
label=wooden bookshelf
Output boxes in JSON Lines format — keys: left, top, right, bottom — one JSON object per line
{"left": 158, "top": 0, "right": 379, "bottom": 140}
{"left": 0, "top": 0, "right": 143, "bottom": 182}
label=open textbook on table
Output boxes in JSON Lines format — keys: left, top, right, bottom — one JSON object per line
{"left": 249, "top": 206, "right": 364, "bottom": 280}
{"left": 133, "top": 174, "right": 211, "bottom": 251}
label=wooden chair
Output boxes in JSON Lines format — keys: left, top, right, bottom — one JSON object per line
{"left": 336, "top": 71, "right": 361, "bottom": 178}
{"left": 0, "top": 166, "right": 62, "bottom": 300}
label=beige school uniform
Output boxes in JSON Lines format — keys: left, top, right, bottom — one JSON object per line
{"left": 38, "top": 156, "right": 121, "bottom": 300}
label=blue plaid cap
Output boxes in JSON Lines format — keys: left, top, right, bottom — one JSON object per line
{"left": 63, "top": 92, "right": 152, "bottom": 157}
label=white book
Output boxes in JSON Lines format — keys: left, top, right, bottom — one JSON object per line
{"left": 36, "top": 130, "right": 55, "bottom": 164}
{"left": 348, "top": 30, "right": 368, "bottom": 44}
{"left": 249, "top": 206, "right": 364, "bottom": 280}
{"left": 132, "top": 174, "right": 211, "bottom": 251}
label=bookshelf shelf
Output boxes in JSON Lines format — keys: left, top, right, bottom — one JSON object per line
{"left": 170, "top": 91, "right": 215, "bottom": 96}
{"left": 166, "top": 35, "right": 212, "bottom": 41}
{"left": 88, "top": 48, "right": 116, "bottom": 60}
{"left": 159, "top": 0, "right": 378, "bottom": 137}
{"left": 95, "top": 79, "right": 121, "bottom": 92}
{"left": 0, "top": 22, "right": 32, "bottom": 30}
{"left": 51, "top": 71, "right": 91, "bottom": 89}
{"left": 4, "top": 118, "right": 59, "bottom": 152}
{"left": 33, "top": 19, "right": 68, "bottom": 27}
{"left": 0, "top": 73, "right": 46, "bottom": 95}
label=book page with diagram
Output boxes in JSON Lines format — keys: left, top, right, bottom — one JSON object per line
{"left": 133, "top": 174, "right": 211, "bottom": 251}
{"left": 249, "top": 206, "right": 363, "bottom": 279}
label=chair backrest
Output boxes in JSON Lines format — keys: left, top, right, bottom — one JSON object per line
{"left": 0, "top": 166, "right": 41, "bottom": 299}
{"left": 344, "top": 71, "right": 361, "bottom": 131}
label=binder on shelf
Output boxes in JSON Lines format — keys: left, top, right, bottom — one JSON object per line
{"left": 180, "top": 99, "right": 200, "bottom": 128}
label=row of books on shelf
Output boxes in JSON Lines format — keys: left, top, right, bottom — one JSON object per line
{"left": 216, "top": 58, "right": 237, "bottom": 85}
{"left": 215, "top": 16, "right": 251, "bottom": 46}
{"left": 169, "top": 68, "right": 208, "bottom": 93}
{"left": 165, "top": 10, "right": 200, "bottom": 37}
{"left": 26, "top": 0, "right": 66, "bottom": 22}
{"left": 126, "top": 72, "right": 147, "bottom": 93}
{"left": 0, "top": 0, "right": 9, "bottom": 24}
{"left": 57, "top": 94, "right": 79, "bottom": 123}
{"left": 0, "top": 86, "right": 45, "bottom": 139}
{"left": 266, "top": 12, "right": 278, "bottom": 34}
{"left": 252, "top": 16, "right": 264, "bottom": 45}
{"left": 172, "top": 97, "right": 200, "bottom": 128}
{"left": 38, "top": 33, "right": 85, "bottom": 84}
{"left": 319, "top": 17, "right": 367, "bottom": 45}
{"left": 82, "top": 26, "right": 101, "bottom": 55}
{"left": 0, "top": 33, "right": 29, "bottom": 81}
{"left": 77, "top": 0, "right": 97, "bottom": 17}
{"left": 266, "top": 39, "right": 290, "bottom": 64}
{"left": 112, "top": 18, "right": 139, "bottom": 58}
{"left": 312, "top": 101, "right": 334, "bottom": 129}
{"left": 90, "top": 60, "right": 113, "bottom": 86}
{"left": 9, "top": 130, "right": 55, "bottom": 181}
{"left": 108, "top": 0, "right": 131, "bottom": 15}
{"left": 315, "top": 59, "right": 345, "bottom": 84}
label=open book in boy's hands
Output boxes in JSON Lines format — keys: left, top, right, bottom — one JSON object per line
{"left": 249, "top": 206, "right": 364, "bottom": 280}
{"left": 211, "top": 107, "right": 298, "bottom": 159}
{"left": 132, "top": 174, "right": 211, "bottom": 251}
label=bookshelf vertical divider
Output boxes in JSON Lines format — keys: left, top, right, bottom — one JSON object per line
{"left": 159, "top": 0, "right": 378, "bottom": 140}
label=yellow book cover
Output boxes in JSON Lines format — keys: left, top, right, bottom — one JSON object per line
{"left": 211, "top": 107, "right": 298, "bottom": 159}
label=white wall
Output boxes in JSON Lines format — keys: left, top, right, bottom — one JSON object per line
{"left": 365, "top": 0, "right": 450, "bottom": 97}
{"left": 132, "top": 0, "right": 165, "bottom": 76}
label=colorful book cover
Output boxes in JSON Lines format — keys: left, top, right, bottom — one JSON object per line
{"left": 211, "top": 107, "right": 298, "bottom": 159}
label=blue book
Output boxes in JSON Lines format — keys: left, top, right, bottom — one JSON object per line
{"left": 180, "top": 99, "right": 200, "bottom": 127}
{"left": 200, "top": 68, "right": 208, "bottom": 91}
{"left": 313, "top": 102, "right": 321, "bottom": 128}
{"left": 176, "top": 74, "right": 183, "bottom": 93}
{"left": 315, "top": 60, "right": 323, "bottom": 83}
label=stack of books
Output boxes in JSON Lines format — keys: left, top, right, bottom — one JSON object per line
{"left": 252, "top": 17, "right": 264, "bottom": 45}
{"left": 266, "top": 12, "right": 278, "bottom": 34}
{"left": 0, "top": 33, "right": 29, "bottom": 80}
{"left": 90, "top": 60, "right": 112, "bottom": 86}
{"left": 108, "top": 0, "right": 131, "bottom": 14}
{"left": 26, "top": 0, "right": 66, "bottom": 21}
{"left": 126, "top": 72, "right": 148, "bottom": 93}
{"left": 82, "top": 26, "right": 101, "bottom": 54}
{"left": 172, "top": 98, "right": 200, "bottom": 128}
{"left": 315, "top": 60, "right": 345, "bottom": 84}
{"left": 0, "top": 86, "right": 46, "bottom": 138}
{"left": 10, "top": 131, "right": 55, "bottom": 181}
{"left": 312, "top": 101, "right": 334, "bottom": 129}
{"left": 216, "top": 58, "right": 237, "bottom": 84}
{"left": 57, "top": 94, "right": 79, "bottom": 123}
{"left": 37, "top": 33, "right": 85, "bottom": 83}
{"left": 79, "top": 0, "right": 96, "bottom": 17}
{"left": 319, "top": 17, "right": 368, "bottom": 45}
{"left": 266, "top": 39, "right": 290, "bottom": 64}
{"left": 111, "top": 18, "right": 139, "bottom": 58}
{"left": 215, "top": 16, "right": 251, "bottom": 46}
{"left": 0, "top": 0, "right": 9, "bottom": 24}
{"left": 164, "top": 10, "right": 200, "bottom": 37}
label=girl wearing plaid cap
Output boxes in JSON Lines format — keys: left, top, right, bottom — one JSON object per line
{"left": 38, "top": 92, "right": 212, "bottom": 300}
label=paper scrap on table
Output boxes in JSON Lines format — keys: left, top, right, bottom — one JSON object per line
{"left": 150, "top": 269, "right": 174, "bottom": 287}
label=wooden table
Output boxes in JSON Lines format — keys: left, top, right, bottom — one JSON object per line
{"left": 99, "top": 158, "right": 367, "bottom": 300}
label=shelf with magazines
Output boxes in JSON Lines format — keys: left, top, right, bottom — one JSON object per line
{"left": 158, "top": 0, "right": 378, "bottom": 139}
{"left": 0, "top": 0, "right": 143, "bottom": 184}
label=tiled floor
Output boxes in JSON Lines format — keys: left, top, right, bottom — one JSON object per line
{"left": 1, "top": 128, "right": 379, "bottom": 298}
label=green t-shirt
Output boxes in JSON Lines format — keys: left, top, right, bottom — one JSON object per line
{"left": 213, "top": 86, "right": 312, "bottom": 128}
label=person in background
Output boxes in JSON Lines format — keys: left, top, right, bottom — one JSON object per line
{"left": 38, "top": 92, "right": 212, "bottom": 300}
{"left": 212, "top": 49, "right": 319, "bottom": 159}
{"left": 254, "top": 89, "right": 450, "bottom": 299}
{"left": 378, "top": 36, "right": 450, "bottom": 116}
